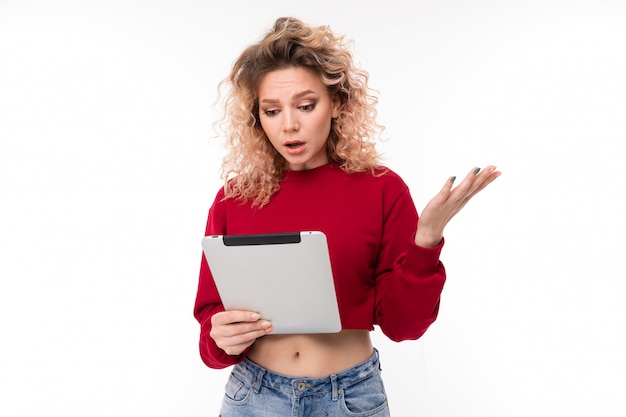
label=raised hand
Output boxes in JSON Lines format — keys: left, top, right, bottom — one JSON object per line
{"left": 415, "top": 165, "right": 501, "bottom": 248}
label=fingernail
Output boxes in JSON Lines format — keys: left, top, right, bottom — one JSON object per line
{"left": 251, "top": 313, "right": 260, "bottom": 320}
{"left": 474, "top": 167, "right": 481, "bottom": 175}
{"left": 451, "top": 176, "right": 456, "bottom": 183}
{"left": 261, "top": 321, "right": 272, "bottom": 328}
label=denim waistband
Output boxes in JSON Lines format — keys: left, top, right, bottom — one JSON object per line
{"left": 232, "top": 348, "right": 381, "bottom": 400}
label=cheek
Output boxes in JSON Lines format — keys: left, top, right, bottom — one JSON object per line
{"left": 259, "top": 118, "right": 276, "bottom": 139}
{"left": 315, "top": 115, "right": 333, "bottom": 135}
{"left": 258, "top": 116, "right": 268, "bottom": 132}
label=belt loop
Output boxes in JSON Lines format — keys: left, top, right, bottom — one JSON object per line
{"left": 252, "top": 366, "right": 266, "bottom": 394}
{"left": 331, "top": 374, "right": 339, "bottom": 401}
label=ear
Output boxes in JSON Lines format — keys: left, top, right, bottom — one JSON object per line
{"left": 331, "top": 95, "right": 341, "bottom": 118}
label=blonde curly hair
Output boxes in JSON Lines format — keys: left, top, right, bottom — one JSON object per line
{"left": 215, "top": 17, "right": 385, "bottom": 207}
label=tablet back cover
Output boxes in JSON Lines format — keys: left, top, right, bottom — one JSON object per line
{"left": 201, "top": 231, "right": 341, "bottom": 334}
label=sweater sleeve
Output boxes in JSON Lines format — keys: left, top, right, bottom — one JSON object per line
{"left": 193, "top": 190, "right": 249, "bottom": 369}
{"left": 373, "top": 186, "right": 447, "bottom": 342}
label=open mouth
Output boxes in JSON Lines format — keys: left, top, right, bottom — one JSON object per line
{"left": 285, "top": 142, "right": 304, "bottom": 149}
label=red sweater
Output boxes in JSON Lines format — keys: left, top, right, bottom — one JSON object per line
{"left": 194, "top": 163, "right": 446, "bottom": 369}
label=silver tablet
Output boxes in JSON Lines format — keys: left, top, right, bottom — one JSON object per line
{"left": 201, "top": 231, "right": 341, "bottom": 334}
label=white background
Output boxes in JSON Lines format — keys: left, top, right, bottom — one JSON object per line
{"left": 1, "top": 0, "right": 625, "bottom": 415}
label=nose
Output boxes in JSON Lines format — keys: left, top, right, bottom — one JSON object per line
{"left": 282, "top": 109, "right": 299, "bottom": 132}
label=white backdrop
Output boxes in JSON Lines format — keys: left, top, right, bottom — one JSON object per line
{"left": 1, "top": 0, "right": 625, "bottom": 416}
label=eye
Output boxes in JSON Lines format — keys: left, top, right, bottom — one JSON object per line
{"left": 263, "top": 109, "right": 279, "bottom": 117}
{"left": 299, "top": 103, "right": 315, "bottom": 112}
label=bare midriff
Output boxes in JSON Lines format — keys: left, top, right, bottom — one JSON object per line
{"left": 246, "top": 330, "right": 373, "bottom": 378}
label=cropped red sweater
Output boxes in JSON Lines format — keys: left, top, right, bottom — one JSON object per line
{"left": 194, "top": 163, "right": 446, "bottom": 369}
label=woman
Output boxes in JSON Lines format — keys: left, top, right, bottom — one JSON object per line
{"left": 194, "top": 16, "right": 500, "bottom": 416}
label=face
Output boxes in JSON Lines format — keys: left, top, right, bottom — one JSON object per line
{"left": 257, "top": 67, "right": 340, "bottom": 171}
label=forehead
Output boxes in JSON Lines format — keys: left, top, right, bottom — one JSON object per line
{"left": 258, "top": 67, "right": 326, "bottom": 98}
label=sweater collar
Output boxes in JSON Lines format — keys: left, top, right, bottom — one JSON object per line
{"left": 282, "top": 163, "right": 339, "bottom": 182}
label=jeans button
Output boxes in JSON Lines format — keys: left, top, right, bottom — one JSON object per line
{"left": 297, "top": 382, "right": 306, "bottom": 391}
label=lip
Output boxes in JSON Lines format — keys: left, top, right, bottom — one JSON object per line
{"left": 284, "top": 141, "right": 306, "bottom": 156}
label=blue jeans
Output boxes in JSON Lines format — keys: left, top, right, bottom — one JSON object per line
{"left": 219, "top": 348, "right": 391, "bottom": 417}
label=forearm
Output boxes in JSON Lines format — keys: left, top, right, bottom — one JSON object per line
{"left": 375, "top": 240, "right": 446, "bottom": 341}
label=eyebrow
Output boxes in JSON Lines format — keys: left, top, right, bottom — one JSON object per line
{"left": 260, "top": 90, "right": 317, "bottom": 104}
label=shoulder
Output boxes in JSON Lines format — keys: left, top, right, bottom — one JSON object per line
{"left": 210, "top": 185, "right": 227, "bottom": 205}
{"left": 324, "top": 164, "right": 410, "bottom": 190}
{"left": 334, "top": 165, "right": 411, "bottom": 203}
{"left": 209, "top": 185, "right": 229, "bottom": 214}
{"left": 374, "top": 166, "right": 406, "bottom": 182}
{"left": 367, "top": 166, "right": 411, "bottom": 192}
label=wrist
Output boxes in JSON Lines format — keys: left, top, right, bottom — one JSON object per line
{"left": 414, "top": 227, "right": 443, "bottom": 248}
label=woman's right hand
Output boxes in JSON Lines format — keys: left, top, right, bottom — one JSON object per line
{"left": 210, "top": 310, "right": 273, "bottom": 356}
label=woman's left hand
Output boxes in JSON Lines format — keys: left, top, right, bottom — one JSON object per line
{"left": 414, "top": 165, "right": 501, "bottom": 248}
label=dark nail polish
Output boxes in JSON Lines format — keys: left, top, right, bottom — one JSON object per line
{"left": 474, "top": 167, "right": 481, "bottom": 175}
{"left": 451, "top": 176, "right": 456, "bottom": 183}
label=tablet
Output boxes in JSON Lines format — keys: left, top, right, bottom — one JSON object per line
{"left": 201, "top": 231, "right": 341, "bottom": 334}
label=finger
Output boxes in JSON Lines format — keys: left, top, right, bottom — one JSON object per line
{"left": 459, "top": 166, "right": 498, "bottom": 194}
{"left": 212, "top": 310, "right": 261, "bottom": 326}
{"left": 220, "top": 335, "right": 259, "bottom": 356}
{"left": 215, "top": 324, "right": 273, "bottom": 355}
{"left": 221, "top": 324, "right": 273, "bottom": 355}
{"left": 476, "top": 167, "right": 501, "bottom": 190}
{"left": 447, "top": 167, "right": 481, "bottom": 198}
{"left": 213, "top": 317, "right": 272, "bottom": 337}
{"left": 467, "top": 166, "right": 501, "bottom": 195}
{"left": 436, "top": 175, "right": 456, "bottom": 199}
{"left": 231, "top": 319, "right": 273, "bottom": 336}
{"left": 459, "top": 166, "right": 501, "bottom": 204}
{"left": 221, "top": 321, "right": 273, "bottom": 340}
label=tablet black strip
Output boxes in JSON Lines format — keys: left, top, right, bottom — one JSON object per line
{"left": 222, "top": 232, "right": 302, "bottom": 246}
